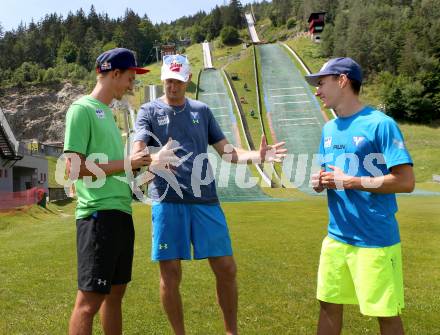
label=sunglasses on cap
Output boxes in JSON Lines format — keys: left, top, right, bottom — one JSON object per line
{"left": 163, "top": 54, "right": 189, "bottom": 65}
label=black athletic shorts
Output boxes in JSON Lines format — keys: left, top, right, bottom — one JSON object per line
{"left": 76, "top": 210, "right": 135, "bottom": 294}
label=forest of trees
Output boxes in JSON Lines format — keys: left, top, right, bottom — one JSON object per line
{"left": 0, "top": 1, "right": 246, "bottom": 88}
{"left": 0, "top": 6, "right": 160, "bottom": 87}
{"left": 318, "top": 0, "right": 440, "bottom": 123}
{"left": 0, "top": 0, "right": 439, "bottom": 122}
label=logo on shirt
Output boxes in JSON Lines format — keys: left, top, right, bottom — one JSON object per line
{"left": 157, "top": 115, "right": 170, "bottom": 126}
{"left": 95, "top": 109, "right": 105, "bottom": 119}
{"left": 333, "top": 144, "right": 345, "bottom": 150}
{"left": 393, "top": 138, "right": 405, "bottom": 149}
{"left": 353, "top": 136, "right": 365, "bottom": 146}
{"left": 191, "top": 112, "right": 199, "bottom": 125}
{"left": 324, "top": 136, "right": 332, "bottom": 148}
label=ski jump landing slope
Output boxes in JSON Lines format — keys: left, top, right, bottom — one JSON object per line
{"left": 198, "top": 69, "right": 272, "bottom": 202}
{"left": 257, "top": 44, "right": 326, "bottom": 193}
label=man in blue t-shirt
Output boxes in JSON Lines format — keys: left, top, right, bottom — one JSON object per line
{"left": 132, "top": 54, "right": 286, "bottom": 335}
{"left": 306, "top": 58, "right": 415, "bottom": 335}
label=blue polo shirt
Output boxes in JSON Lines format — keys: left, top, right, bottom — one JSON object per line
{"left": 134, "top": 98, "right": 225, "bottom": 203}
{"left": 318, "top": 106, "right": 413, "bottom": 247}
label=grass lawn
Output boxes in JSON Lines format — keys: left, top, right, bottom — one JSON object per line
{"left": 46, "top": 156, "right": 61, "bottom": 188}
{"left": 1, "top": 196, "right": 439, "bottom": 334}
{"left": 225, "top": 47, "right": 261, "bottom": 149}
{"left": 212, "top": 40, "right": 245, "bottom": 69}
{"left": 399, "top": 123, "right": 440, "bottom": 184}
{"left": 256, "top": 18, "right": 299, "bottom": 44}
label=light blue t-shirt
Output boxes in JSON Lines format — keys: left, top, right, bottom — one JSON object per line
{"left": 318, "top": 106, "right": 413, "bottom": 247}
{"left": 134, "top": 98, "right": 225, "bottom": 203}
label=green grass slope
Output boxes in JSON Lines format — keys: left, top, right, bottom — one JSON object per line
{"left": 1, "top": 197, "right": 439, "bottom": 334}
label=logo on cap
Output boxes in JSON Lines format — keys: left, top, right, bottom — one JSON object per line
{"left": 95, "top": 48, "right": 149, "bottom": 74}
{"left": 100, "top": 61, "right": 112, "bottom": 71}
{"left": 170, "top": 61, "right": 182, "bottom": 72}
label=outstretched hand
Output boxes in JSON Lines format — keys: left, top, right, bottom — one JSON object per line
{"left": 259, "top": 135, "right": 287, "bottom": 163}
{"left": 150, "top": 138, "right": 182, "bottom": 172}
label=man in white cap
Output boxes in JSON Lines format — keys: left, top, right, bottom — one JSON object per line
{"left": 132, "top": 54, "right": 287, "bottom": 335}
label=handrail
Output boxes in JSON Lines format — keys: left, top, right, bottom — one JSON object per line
{"left": 0, "top": 108, "right": 20, "bottom": 155}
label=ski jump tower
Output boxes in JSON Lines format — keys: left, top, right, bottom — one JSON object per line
{"left": 245, "top": 13, "right": 261, "bottom": 44}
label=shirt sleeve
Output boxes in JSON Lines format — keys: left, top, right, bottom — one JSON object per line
{"left": 376, "top": 117, "right": 413, "bottom": 170}
{"left": 63, "top": 104, "right": 90, "bottom": 155}
{"left": 207, "top": 106, "right": 226, "bottom": 145}
{"left": 133, "top": 104, "right": 153, "bottom": 145}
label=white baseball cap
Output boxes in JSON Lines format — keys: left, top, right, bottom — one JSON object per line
{"left": 161, "top": 54, "right": 191, "bottom": 82}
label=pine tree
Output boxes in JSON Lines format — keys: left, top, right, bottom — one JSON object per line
{"left": 223, "top": 0, "right": 245, "bottom": 29}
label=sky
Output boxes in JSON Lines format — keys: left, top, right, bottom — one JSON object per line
{"left": 0, "top": 0, "right": 259, "bottom": 32}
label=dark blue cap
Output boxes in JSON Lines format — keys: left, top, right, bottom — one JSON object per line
{"left": 305, "top": 57, "right": 362, "bottom": 86}
{"left": 95, "top": 48, "right": 149, "bottom": 74}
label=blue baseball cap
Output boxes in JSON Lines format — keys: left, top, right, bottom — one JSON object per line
{"left": 305, "top": 57, "right": 362, "bottom": 86}
{"left": 96, "top": 48, "right": 149, "bottom": 74}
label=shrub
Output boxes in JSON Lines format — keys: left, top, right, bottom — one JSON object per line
{"left": 13, "top": 62, "right": 41, "bottom": 84}
{"left": 220, "top": 26, "right": 240, "bottom": 45}
{"left": 286, "top": 18, "right": 297, "bottom": 29}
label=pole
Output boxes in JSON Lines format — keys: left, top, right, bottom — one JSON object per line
{"left": 153, "top": 40, "right": 160, "bottom": 63}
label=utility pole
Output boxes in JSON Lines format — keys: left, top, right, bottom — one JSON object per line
{"left": 153, "top": 40, "right": 160, "bottom": 63}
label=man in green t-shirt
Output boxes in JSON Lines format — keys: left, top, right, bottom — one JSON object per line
{"left": 64, "top": 48, "right": 150, "bottom": 335}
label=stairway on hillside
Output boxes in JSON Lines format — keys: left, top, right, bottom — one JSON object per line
{"left": 0, "top": 108, "right": 22, "bottom": 164}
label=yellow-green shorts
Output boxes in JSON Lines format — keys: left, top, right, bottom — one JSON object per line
{"left": 317, "top": 236, "right": 404, "bottom": 317}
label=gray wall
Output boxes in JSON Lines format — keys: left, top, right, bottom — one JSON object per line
{"left": 0, "top": 154, "right": 48, "bottom": 193}
{"left": 0, "top": 162, "right": 13, "bottom": 192}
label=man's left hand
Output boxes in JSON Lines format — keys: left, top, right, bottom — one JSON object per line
{"left": 259, "top": 135, "right": 287, "bottom": 163}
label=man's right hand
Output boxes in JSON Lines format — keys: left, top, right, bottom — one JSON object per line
{"left": 130, "top": 151, "right": 152, "bottom": 170}
{"left": 311, "top": 169, "right": 325, "bottom": 193}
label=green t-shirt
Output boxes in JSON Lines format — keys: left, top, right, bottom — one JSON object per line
{"left": 64, "top": 95, "right": 132, "bottom": 219}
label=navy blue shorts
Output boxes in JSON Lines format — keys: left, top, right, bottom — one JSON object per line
{"left": 151, "top": 202, "right": 233, "bottom": 261}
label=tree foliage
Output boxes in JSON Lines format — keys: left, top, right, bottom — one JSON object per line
{"left": 0, "top": 1, "right": 439, "bottom": 122}
{"left": 0, "top": 7, "right": 159, "bottom": 87}
{"left": 317, "top": 0, "right": 440, "bottom": 122}
{"left": 221, "top": 26, "right": 240, "bottom": 45}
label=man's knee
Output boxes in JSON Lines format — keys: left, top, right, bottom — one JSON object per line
{"left": 105, "top": 284, "right": 127, "bottom": 303}
{"left": 211, "top": 257, "right": 237, "bottom": 282}
{"left": 160, "top": 261, "right": 182, "bottom": 289}
{"left": 74, "top": 291, "right": 104, "bottom": 317}
{"left": 319, "top": 301, "right": 343, "bottom": 314}
{"left": 378, "top": 315, "right": 402, "bottom": 325}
